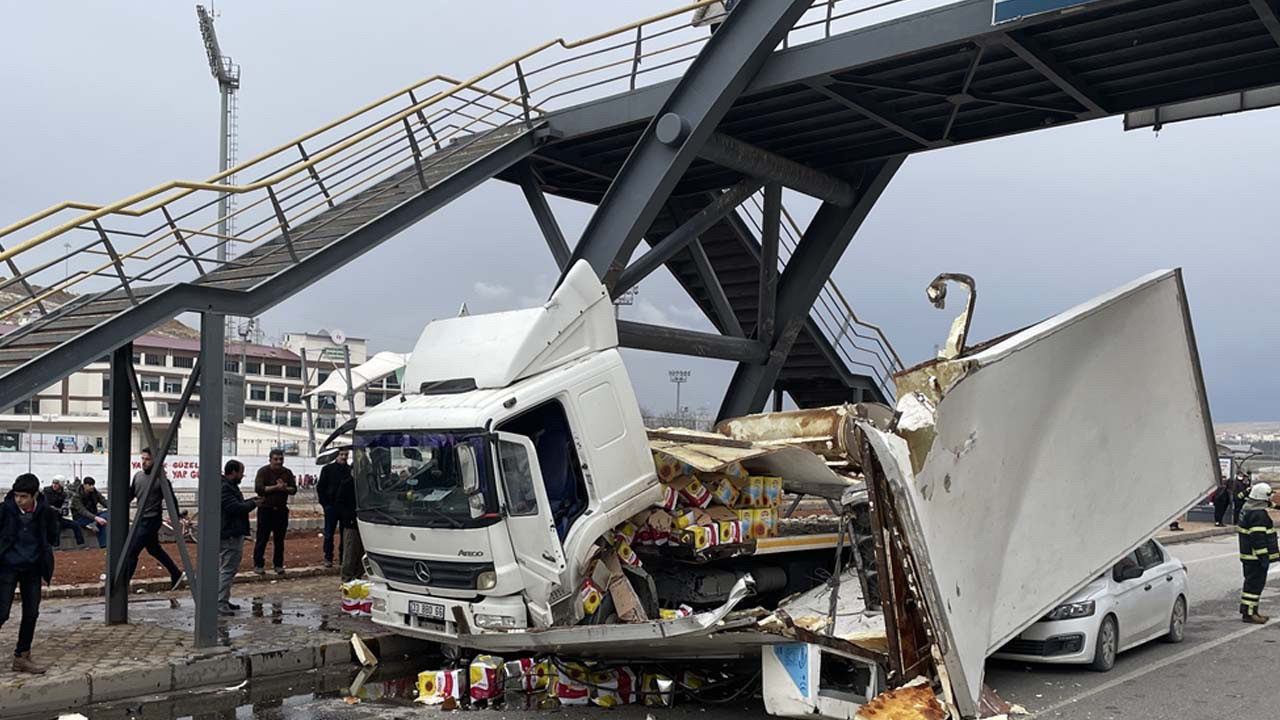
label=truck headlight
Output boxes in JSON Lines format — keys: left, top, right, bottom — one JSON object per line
{"left": 1044, "top": 600, "right": 1095, "bottom": 621}
{"left": 371, "top": 597, "right": 386, "bottom": 614}
{"left": 477, "top": 571, "right": 497, "bottom": 591}
{"left": 473, "top": 613, "right": 520, "bottom": 629}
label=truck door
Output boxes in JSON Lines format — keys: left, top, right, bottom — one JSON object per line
{"left": 494, "top": 432, "right": 568, "bottom": 628}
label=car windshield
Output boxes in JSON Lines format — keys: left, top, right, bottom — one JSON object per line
{"left": 351, "top": 430, "right": 497, "bottom": 528}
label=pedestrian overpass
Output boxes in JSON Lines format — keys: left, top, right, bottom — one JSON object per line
{"left": 0, "top": 0, "right": 1277, "bottom": 648}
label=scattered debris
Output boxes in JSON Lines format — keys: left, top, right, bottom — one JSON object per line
{"left": 351, "top": 633, "right": 378, "bottom": 668}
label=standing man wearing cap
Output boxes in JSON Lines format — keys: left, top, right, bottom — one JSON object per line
{"left": 1238, "top": 481, "right": 1279, "bottom": 624}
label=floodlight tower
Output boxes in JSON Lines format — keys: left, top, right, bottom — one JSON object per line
{"left": 196, "top": 4, "right": 241, "bottom": 269}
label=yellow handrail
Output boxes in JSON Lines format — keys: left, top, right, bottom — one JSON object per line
{"left": 0, "top": 0, "right": 724, "bottom": 264}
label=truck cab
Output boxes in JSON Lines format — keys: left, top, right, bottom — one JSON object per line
{"left": 355, "top": 262, "right": 660, "bottom": 638}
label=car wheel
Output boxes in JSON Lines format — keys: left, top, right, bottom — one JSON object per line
{"left": 1163, "top": 595, "right": 1187, "bottom": 643}
{"left": 1089, "top": 615, "right": 1118, "bottom": 672}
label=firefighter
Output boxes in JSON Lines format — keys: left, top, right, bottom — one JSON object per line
{"left": 1238, "top": 482, "right": 1279, "bottom": 624}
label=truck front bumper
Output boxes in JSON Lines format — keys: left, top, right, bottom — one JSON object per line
{"left": 370, "top": 583, "right": 528, "bottom": 643}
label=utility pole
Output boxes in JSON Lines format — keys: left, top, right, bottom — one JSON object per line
{"left": 668, "top": 369, "right": 690, "bottom": 425}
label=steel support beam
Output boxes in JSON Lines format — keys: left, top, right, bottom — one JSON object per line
{"left": 758, "top": 183, "right": 781, "bottom": 346}
{"left": 999, "top": 32, "right": 1108, "bottom": 116}
{"left": 195, "top": 312, "right": 224, "bottom": 647}
{"left": 718, "top": 156, "right": 904, "bottom": 421}
{"left": 614, "top": 178, "right": 763, "bottom": 296}
{"left": 105, "top": 344, "right": 132, "bottom": 625}
{"left": 1249, "top": 0, "right": 1280, "bottom": 48}
{"left": 617, "top": 320, "right": 768, "bottom": 364}
{"left": 686, "top": 238, "right": 744, "bottom": 338}
{"left": 565, "top": 0, "right": 812, "bottom": 288}
{"left": 698, "top": 132, "right": 856, "bottom": 205}
{"left": 516, "top": 163, "right": 572, "bottom": 270}
{"left": 808, "top": 81, "right": 944, "bottom": 149}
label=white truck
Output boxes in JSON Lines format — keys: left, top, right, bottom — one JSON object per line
{"left": 337, "top": 262, "right": 1217, "bottom": 718}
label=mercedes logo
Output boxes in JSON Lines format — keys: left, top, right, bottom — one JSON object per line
{"left": 413, "top": 560, "right": 433, "bottom": 584}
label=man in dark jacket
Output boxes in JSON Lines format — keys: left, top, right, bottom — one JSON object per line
{"left": 125, "top": 448, "right": 183, "bottom": 589}
{"left": 44, "top": 476, "right": 83, "bottom": 548}
{"left": 253, "top": 449, "right": 297, "bottom": 576}
{"left": 338, "top": 461, "right": 364, "bottom": 582}
{"left": 1238, "top": 482, "right": 1279, "bottom": 624}
{"left": 0, "top": 473, "right": 57, "bottom": 673}
{"left": 219, "top": 460, "right": 259, "bottom": 616}
{"left": 316, "top": 449, "right": 351, "bottom": 568}
{"left": 70, "top": 477, "right": 108, "bottom": 549}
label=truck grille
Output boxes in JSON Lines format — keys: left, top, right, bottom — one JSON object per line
{"left": 367, "top": 552, "right": 492, "bottom": 590}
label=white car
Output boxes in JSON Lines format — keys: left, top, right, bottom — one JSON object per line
{"left": 993, "top": 539, "right": 1188, "bottom": 672}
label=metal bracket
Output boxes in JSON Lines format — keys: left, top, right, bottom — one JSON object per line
{"left": 297, "top": 142, "right": 336, "bottom": 209}
{"left": 403, "top": 118, "right": 429, "bottom": 189}
{"left": 161, "top": 207, "right": 206, "bottom": 275}
{"left": 266, "top": 186, "right": 301, "bottom": 263}
{"left": 93, "top": 220, "right": 138, "bottom": 306}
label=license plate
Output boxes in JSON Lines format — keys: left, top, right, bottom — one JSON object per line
{"left": 408, "top": 600, "right": 446, "bottom": 620}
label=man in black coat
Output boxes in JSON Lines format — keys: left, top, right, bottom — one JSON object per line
{"left": 0, "top": 473, "right": 57, "bottom": 673}
{"left": 218, "top": 460, "right": 259, "bottom": 616}
{"left": 316, "top": 449, "right": 351, "bottom": 568}
{"left": 337, "top": 457, "right": 364, "bottom": 582}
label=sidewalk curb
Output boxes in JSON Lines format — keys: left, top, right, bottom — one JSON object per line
{"left": 1159, "top": 526, "right": 1234, "bottom": 545}
{"left": 44, "top": 564, "right": 341, "bottom": 599}
{"left": 0, "top": 627, "right": 436, "bottom": 717}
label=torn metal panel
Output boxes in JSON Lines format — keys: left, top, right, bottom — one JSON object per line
{"left": 715, "top": 403, "right": 894, "bottom": 471}
{"left": 863, "top": 269, "right": 1218, "bottom": 718}
{"left": 768, "top": 566, "right": 887, "bottom": 656}
{"left": 649, "top": 428, "right": 860, "bottom": 500}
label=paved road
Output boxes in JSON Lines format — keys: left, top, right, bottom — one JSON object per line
{"left": 38, "top": 536, "right": 1278, "bottom": 720}
{"left": 985, "top": 534, "right": 1280, "bottom": 719}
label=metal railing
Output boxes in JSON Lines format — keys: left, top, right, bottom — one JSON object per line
{"left": 740, "top": 193, "right": 902, "bottom": 400}
{"left": 0, "top": 0, "right": 925, "bottom": 331}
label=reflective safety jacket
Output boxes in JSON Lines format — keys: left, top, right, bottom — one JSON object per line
{"left": 1239, "top": 506, "right": 1279, "bottom": 562}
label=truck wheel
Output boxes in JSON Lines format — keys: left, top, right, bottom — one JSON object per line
{"left": 1163, "top": 596, "right": 1187, "bottom": 643}
{"left": 1089, "top": 615, "right": 1118, "bottom": 672}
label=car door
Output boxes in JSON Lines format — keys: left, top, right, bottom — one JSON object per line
{"left": 1109, "top": 550, "right": 1149, "bottom": 646}
{"left": 1133, "top": 540, "right": 1175, "bottom": 641}
{"left": 494, "top": 432, "right": 568, "bottom": 628}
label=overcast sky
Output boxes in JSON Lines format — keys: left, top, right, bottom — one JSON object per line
{"left": 2, "top": 1, "right": 1277, "bottom": 422}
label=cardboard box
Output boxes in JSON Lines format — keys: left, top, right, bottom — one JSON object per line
{"left": 638, "top": 508, "right": 673, "bottom": 545}
{"left": 591, "top": 668, "right": 639, "bottom": 707}
{"left": 679, "top": 524, "right": 719, "bottom": 551}
{"left": 503, "top": 658, "right": 551, "bottom": 692}
{"left": 642, "top": 672, "right": 676, "bottom": 707}
{"left": 579, "top": 578, "right": 604, "bottom": 616}
{"left": 668, "top": 475, "right": 713, "bottom": 508}
{"left": 417, "top": 669, "right": 465, "bottom": 704}
{"left": 655, "top": 485, "right": 679, "bottom": 511}
{"left": 709, "top": 476, "right": 741, "bottom": 507}
{"left": 757, "top": 475, "right": 784, "bottom": 507}
{"left": 658, "top": 605, "right": 693, "bottom": 620}
{"left": 731, "top": 476, "right": 765, "bottom": 508}
{"left": 552, "top": 664, "right": 591, "bottom": 705}
{"left": 737, "top": 508, "right": 779, "bottom": 538}
{"left": 469, "top": 655, "right": 504, "bottom": 702}
{"left": 603, "top": 554, "right": 649, "bottom": 623}
{"left": 615, "top": 539, "right": 643, "bottom": 568}
{"left": 717, "top": 519, "right": 744, "bottom": 545}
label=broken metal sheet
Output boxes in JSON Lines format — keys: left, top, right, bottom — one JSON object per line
{"left": 649, "top": 429, "right": 860, "bottom": 500}
{"left": 855, "top": 682, "right": 947, "bottom": 720}
{"left": 454, "top": 575, "right": 755, "bottom": 657}
{"left": 714, "top": 404, "right": 893, "bottom": 469}
{"left": 768, "top": 566, "right": 887, "bottom": 655}
{"left": 863, "top": 269, "right": 1218, "bottom": 718}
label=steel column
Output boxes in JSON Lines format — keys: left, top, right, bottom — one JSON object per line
{"left": 195, "top": 312, "right": 224, "bottom": 647}
{"left": 614, "top": 178, "right": 763, "bottom": 296}
{"left": 564, "top": 0, "right": 812, "bottom": 288}
{"left": 105, "top": 344, "right": 133, "bottom": 625}
{"left": 686, "top": 238, "right": 744, "bottom": 338}
{"left": 758, "top": 183, "right": 781, "bottom": 346}
{"left": 516, "top": 163, "right": 572, "bottom": 270}
{"left": 300, "top": 348, "right": 317, "bottom": 456}
{"left": 617, "top": 321, "right": 768, "bottom": 364}
{"left": 718, "top": 157, "right": 904, "bottom": 420}
{"left": 697, "top": 133, "right": 856, "bottom": 205}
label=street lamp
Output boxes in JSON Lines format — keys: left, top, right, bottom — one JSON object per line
{"left": 668, "top": 369, "right": 690, "bottom": 424}
{"left": 614, "top": 286, "right": 639, "bottom": 319}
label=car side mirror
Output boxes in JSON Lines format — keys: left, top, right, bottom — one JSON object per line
{"left": 1114, "top": 564, "right": 1143, "bottom": 582}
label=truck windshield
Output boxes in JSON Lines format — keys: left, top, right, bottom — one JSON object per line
{"left": 351, "top": 430, "right": 498, "bottom": 528}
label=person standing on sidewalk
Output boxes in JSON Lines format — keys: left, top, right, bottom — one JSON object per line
{"left": 1238, "top": 482, "right": 1279, "bottom": 624}
{"left": 125, "top": 448, "right": 185, "bottom": 589}
{"left": 218, "top": 460, "right": 260, "bottom": 616}
{"left": 70, "top": 477, "right": 108, "bottom": 549}
{"left": 338, "top": 460, "right": 364, "bottom": 582}
{"left": 253, "top": 449, "right": 297, "bottom": 576}
{"left": 44, "top": 476, "right": 83, "bottom": 548}
{"left": 0, "top": 473, "right": 57, "bottom": 674}
{"left": 316, "top": 450, "right": 350, "bottom": 569}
